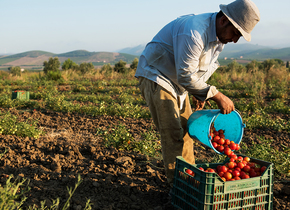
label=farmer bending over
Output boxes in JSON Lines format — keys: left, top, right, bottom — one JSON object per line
{"left": 135, "top": 0, "right": 260, "bottom": 185}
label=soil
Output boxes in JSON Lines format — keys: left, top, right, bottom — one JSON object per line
{"left": 0, "top": 108, "right": 289, "bottom": 210}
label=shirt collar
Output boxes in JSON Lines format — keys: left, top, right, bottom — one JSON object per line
{"left": 209, "top": 12, "right": 218, "bottom": 43}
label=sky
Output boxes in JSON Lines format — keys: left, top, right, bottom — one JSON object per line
{"left": 1, "top": 0, "right": 290, "bottom": 55}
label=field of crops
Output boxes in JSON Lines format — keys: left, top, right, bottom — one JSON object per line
{"left": 0, "top": 60, "right": 289, "bottom": 209}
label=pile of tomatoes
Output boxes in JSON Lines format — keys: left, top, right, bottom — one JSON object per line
{"left": 210, "top": 127, "right": 240, "bottom": 154}
{"left": 196, "top": 155, "right": 267, "bottom": 181}
{"left": 184, "top": 125, "right": 267, "bottom": 181}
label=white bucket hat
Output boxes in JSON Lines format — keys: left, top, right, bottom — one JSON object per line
{"left": 219, "top": 0, "right": 260, "bottom": 42}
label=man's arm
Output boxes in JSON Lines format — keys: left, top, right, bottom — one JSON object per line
{"left": 210, "top": 92, "right": 235, "bottom": 114}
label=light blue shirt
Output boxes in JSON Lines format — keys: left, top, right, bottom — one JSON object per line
{"left": 135, "top": 12, "right": 224, "bottom": 105}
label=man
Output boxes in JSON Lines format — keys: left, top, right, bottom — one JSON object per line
{"left": 135, "top": 0, "right": 260, "bottom": 185}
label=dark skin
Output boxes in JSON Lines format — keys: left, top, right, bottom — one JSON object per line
{"left": 193, "top": 14, "right": 242, "bottom": 114}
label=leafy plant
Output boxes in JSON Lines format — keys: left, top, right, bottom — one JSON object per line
{"left": 97, "top": 123, "right": 161, "bottom": 158}
{"left": 0, "top": 175, "right": 29, "bottom": 210}
{"left": 0, "top": 174, "right": 91, "bottom": 210}
{"left": 0, "top": 111, "right": 43, "bottom": 138}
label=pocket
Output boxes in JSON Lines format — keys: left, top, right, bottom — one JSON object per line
{"left": 152, "top": 81, "right": 159, "bottom": 94}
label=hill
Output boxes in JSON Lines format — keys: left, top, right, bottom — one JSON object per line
{"left": 1, "top": 44, "right": 290, "bottom": 71}
{"left": 118, "top": 45, "right": 145, "bottom": 56}
{"left": 0, "top": 50, "right": 138, "bottom": 70}
{"left": 219, "top": 44, "right": 290, "bottom": 61}
{"left": 118, "top": 43, "right": 290, "bottom": 62}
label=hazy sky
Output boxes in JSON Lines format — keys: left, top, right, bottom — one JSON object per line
{"left": 1, "top": 0, "right": 290, "bottom": 54}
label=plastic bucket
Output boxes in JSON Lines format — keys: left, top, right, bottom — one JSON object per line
{"left": 187, "top": 109, "right": 245, "bottom": 154}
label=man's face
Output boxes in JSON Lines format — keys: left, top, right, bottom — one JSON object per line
{"left": 217, "top": 21, "right": 242, "bottom": 44}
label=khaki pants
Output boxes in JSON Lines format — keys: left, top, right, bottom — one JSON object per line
{"left": 138, "top": 77, "right": 195, "bottom": 185}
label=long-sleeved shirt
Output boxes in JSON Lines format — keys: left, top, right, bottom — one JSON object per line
{"left": 135, "top": 12, "right": 224, "bottom": 107}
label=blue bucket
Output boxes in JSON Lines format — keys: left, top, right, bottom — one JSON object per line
{"left": 187, "top": 109, "right": 246, "bottom": 154}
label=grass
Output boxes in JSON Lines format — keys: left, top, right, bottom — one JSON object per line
{"left": 0, "top": 59, "right": 289, "bottom": 208}
{"left": 0, "top": 174, "right": 92, "bottom": 210}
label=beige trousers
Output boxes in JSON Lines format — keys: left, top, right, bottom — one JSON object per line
{"left": 138, "top": 77, "right": 195, "bottom": 184}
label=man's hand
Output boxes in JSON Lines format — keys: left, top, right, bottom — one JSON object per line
{"left": 192, "top": 96, "right": 211, "bottom": 111}
{"left": 210, "top": 92, "right": 235, "bottom": 114}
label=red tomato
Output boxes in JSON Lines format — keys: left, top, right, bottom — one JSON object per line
{"left": 241, "top": 174, "right": 250, "bottom": 179}
{"left": 218, "top": 138, "right": 225, "bottom": 145}
{"left": 214, "top": 135, "right": 220, "bottom": 142}
{"left": 224, "top": 139, "right": 231, "bottom": 145}
{"left": 243, "top": 165, "right": 251, "bottom": 172}
{"left": 240, "top": 171, "right": 246, "bottom": 177}
{"left": 237, "top": 162, "right": 245, "bottom": 169}
{"left": 198, "top": 167, "right": 205, "bottom": 171}
{"left": 260, "top": 166, "right": 267, "bottom": 174}
{"left": 217, "top": 145, "right": 224, "bottom": 153}
{"left": 248, "top": 162, "right": 256, "bottom": 168}
{"left": 218, "top": 171, "right": 225, "bottom": 178}
{"left": 229, "top": 142, "right": 237, "bottom": 150}
{"left": 230, "top": 154, "right": 238, "bottom": 160}
{"left": 249, "top": 169, "right": 257, "bottom": 177}
{"left": 185, "top": 169, "right": 194, "bottom": 176}
{"left": 244, "top": 156, "right": 250, "bottom": 162}
{"left": 232, "top": 170, "right": 240, "bottom": 177}
{"left": 242, "top": 161, "right": 248, "bottom": 166}
{"left": 237, "top": 156, "right": 244, "bottom": 162}
{"left": 228, "top": 162, "right": 235, "bottom": 169}
{"left": 207, "top": 168, "right": 215, "bottom": 173}
{"left": 234, "top": 176, "right": 241, "bottom": 180}
{"left": 224, "top": 147, "right": 232, "bottom": 156}
{"left": 219, "top": 165, "right": 228, "bottom": 173}
{"left": 224, "top": 172, "right": 232, "bottom": 181}
{"left": 221, "top": 177, "right": 226, "bottom": 182}
{"left": 213, "top": 131, "right": 219, "bottom": 136}
{"left": 212, "top": 142, "right": 218, "bottom": 148}
{"left": 235, "top": 144, "right": 240, "bottom": 151}
{"left": 254, "top": 167, "right": 261, "bottom": 173}
{"left": 218, "top": 129, "right": 224, "bottom": 134}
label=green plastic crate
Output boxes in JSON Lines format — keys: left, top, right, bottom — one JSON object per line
{"left": 12, "top": 91, "right": 30, "bottom": 100}
{"left": 171, "top": 155, "right": 273, "bottom": 210}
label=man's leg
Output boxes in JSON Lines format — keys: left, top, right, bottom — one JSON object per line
{"left": 138, "top": 77, "right": 195, "bottom": 185}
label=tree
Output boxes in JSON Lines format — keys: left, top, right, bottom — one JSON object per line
{"left": 261, "top": 59, "right": 284, "bottom": 72}
{"left": 79, "top": 62, "right": 94, "bottom": 74}
{"left": 62, "top": 58, "right": 78, "bottom": 70}
{"left": 8, "top": 66, "right": 21, "bottom": 76}
{"left": 245, "top": 60, "right": 261, "bottom": 73}
{"left": 286, "top": 61, "right": 289, "bottom": 68}
{"left": 223, "top": 60, "right": 245, "bottom": 73}
{"left": 43, "top": 57, "right": 60, "bottom": 74}
{"left": 114, "top": 60, "right": 127, "bottom": 73}
{"left": 100, "top": 63, "right": 113, "bottom": 74}
{"left": 130, "top": 58, "right": 139, "bottom": 70}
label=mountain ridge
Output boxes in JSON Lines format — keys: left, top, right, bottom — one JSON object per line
{"left": 0, "top": 50, "right": 138, "bottom": 68}
{"left": 118, "top": 43, "right": 290, "bottom": 61}
{"left": 1, "top": 43, "right": 290, "bottom": 70}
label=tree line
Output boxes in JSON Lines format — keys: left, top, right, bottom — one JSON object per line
{"left": 7, "top": 57, "right": 139, "bottom": 79}
{"left": 7, "top": 57, "right": 289, "bottom": 78}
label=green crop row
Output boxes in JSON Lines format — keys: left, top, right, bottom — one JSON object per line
{"left": 0, "top": 61, "right": 289, "bottom": 209}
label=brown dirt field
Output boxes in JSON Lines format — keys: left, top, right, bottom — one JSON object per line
{"left": 0, "top": 108, "right": 289, "bottom": 209}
